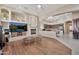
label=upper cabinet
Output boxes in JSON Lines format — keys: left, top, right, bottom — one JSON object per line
{"left": 0, "top": 6, "right": 38, "bottom": 26}
{"left": 29, "top": 15, "right": 37, "bottom": 28}
{"left": 11, "top": 11, "right": 25, "bottom": 22}
{"left": 0, "top": 8, "right": 9, "bottom": 20}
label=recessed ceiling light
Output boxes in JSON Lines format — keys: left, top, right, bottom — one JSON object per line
{"left": 37, "top": 5, "right": 42, "bottom": 8}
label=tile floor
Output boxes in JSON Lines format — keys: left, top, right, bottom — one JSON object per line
{"left": 40, "top": 31, "right": 79, "bottom": 55}
{"left": 57, "top": 33, "right": 79, "bottom": 55}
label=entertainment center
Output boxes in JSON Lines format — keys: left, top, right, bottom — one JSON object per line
{"left": 0, "top": 6, "right": 38, "bottom": 42}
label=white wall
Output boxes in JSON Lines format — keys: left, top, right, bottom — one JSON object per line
{"left": 72, "top": 11, "right": 79, "bottom": 19}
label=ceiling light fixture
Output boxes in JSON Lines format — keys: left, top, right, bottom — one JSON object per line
{"left": 37, "top": 5, "right": 42, "bottom": 8}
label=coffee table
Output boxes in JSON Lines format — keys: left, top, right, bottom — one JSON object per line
{"left": 23, "top": 36, "right": 35, "bottom": 45}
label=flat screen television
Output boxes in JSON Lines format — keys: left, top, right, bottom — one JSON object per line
{"left": 9, "top": 23, "right": 27, "bottom": 32}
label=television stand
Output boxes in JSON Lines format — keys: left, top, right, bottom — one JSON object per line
{"left": 17, "top": 32, "right": 22, "bottom": 36}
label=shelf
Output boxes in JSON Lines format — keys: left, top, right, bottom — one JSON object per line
{"left": 29, "top": 15, "right": 37, "bottom": 27}
{"left": 0, "top": 19, "right": 9, "bottom": 22}
{"left": 0, "top": 19, "right": 27, "bottom": 24}
{"left": 9, "top": 20, "right": 27, "bottom": 24}
{"left": 0, "top": 8, "right": 37, "bottom": 25}
{"left": 0, "top": 8, "right": 9, "bottom": 21}
{"left": 11, "top": 11, "right": 26, "bottom": 23}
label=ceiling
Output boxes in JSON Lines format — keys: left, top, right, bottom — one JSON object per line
{"left": 2, "top": 4, "right": 66, "bottom": 19}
